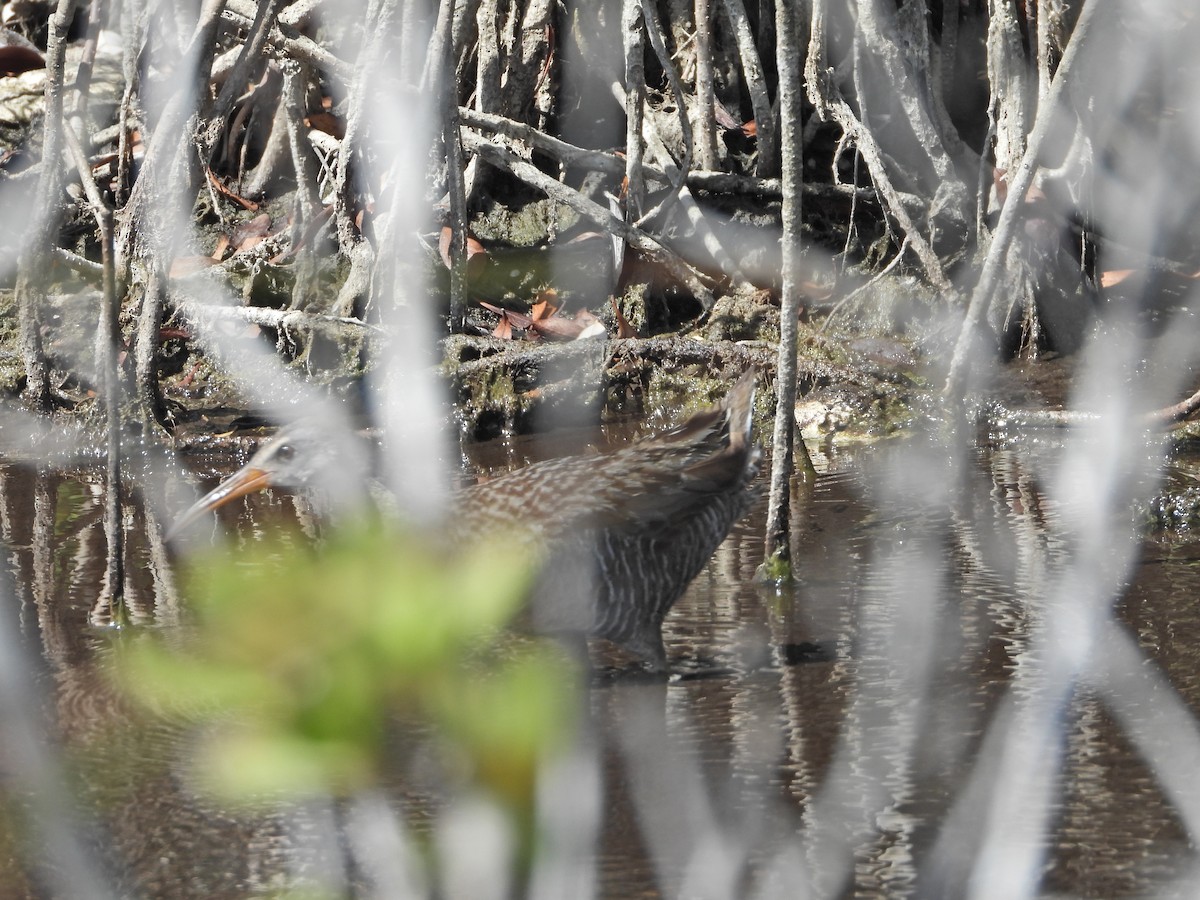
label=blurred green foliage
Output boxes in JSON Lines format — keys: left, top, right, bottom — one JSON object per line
{"left": 116, "top": 522, "right": 578, "bottom": 811}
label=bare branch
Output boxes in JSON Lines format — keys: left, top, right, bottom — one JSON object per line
{"left": 462, "top": 130, "right": 715, "bottom": 308}
{"left": 945, "top": 0, "right": 1104, "bottom": 399}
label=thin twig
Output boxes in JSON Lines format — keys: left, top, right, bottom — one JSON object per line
{"left": 622, "top": 0, "right": 647, "bottom": 221}
{"left": 175, "top": 297, "right": 382, "bottom": 333}
{"left": 721, "top": 0, "right": 776, "bottom": 176}
{"left": 458, "top": 106, "right": 922, "bottom": 208}
{"left": 821, "top": 236, "right": 911, "bottom": 330}
{"left": 763, "top": 0, "right": 806, "bottom": 569}
{"left": 14, "top": 0, "right": 75, "bottom": 409}
{"left": 462, "top": 130, "right": 715, "bottom": 308}
{"left": 51, "top": 247, "right": 105, "bottom": 277}
{"left": 222, "top": 0, "right": 356, "bottom": 82}
{"left": 634, "top": 0, "right": 693, "bottom": 228}
{"left": 944, "top": 0, "right": 1102, "bottom": 400}
{"left": 805, "top": 0, "right": 954, "bottom": 297}
{"left": 70, "top": 0, "right": 109, "bottom": 127}
{"left": 693, "top": 0, "right": 718, "bottom": 170}
{"left": 436, "top": 0, "right": 469, "bottom": 331}
{"left": 62, "top": 112, "right": 124, "bottom": 610}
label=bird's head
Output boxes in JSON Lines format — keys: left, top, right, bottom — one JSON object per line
{"left": 169, "top": 422, "right": 368, "bottom": 538}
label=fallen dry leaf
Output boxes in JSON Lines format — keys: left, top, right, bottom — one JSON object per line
{"left": 1100, "top": 269, "right": 1136, "bottom": 289}
{"left": 169, "top": 256, "right": 219, "bottom": 278}
{"left": 530, "top": 289, "right": 560, "bottom": 321}
{"left": 799, "top": 280, "right": 834, "bottom": 302}
{"left": 230, "top": 212, "right": 273, "bottom": 253}
{"left": 305, "top": 111, "right": 345, "bottom": 140}
{"left": 479, "top": 300, "right": 534, "bottom": 340}
{"left": 712, "top": 101, "right": 741, "bottom": 131}
{"left": 438, "top": 226, "right": 488, "bottom": 271}
{"left": 206, "top": 168, "right": 259, "bottom": 211}
{"left": 573, "top": 310, "right": 607, "bottom": 341}
{"left": 610, "top": 297, "right": 638, "bottom": 338}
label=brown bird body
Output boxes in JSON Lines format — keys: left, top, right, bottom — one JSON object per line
{"left": 172, "top": 371, "right": 762, "bottom": 669}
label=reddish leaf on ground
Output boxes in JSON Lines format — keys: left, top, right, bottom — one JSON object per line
{"left": 530, "top": 317, "right": 585, "bottom": 341}
{"left": 176, "top": 361, "right": 204, "bottom": 389}
{"left": 480, "top": 296, "right": 606, "bottom": 342}
{"left": 712, "top": 101, "right": 741, "bottom": 131}
{"left": 438, "top": 227, "right": 488, "bottom": 271}
{"left": 610, "top": 297, "right": 638, "bottom": 338}
{"left": 572, "top": 309, "right": 607, "bottom": 340}
{"left": 211, "top": 235, "right": 231, "bottom": 260}
{"left": 352, "top": 199, "right": 378, "bottom": 240}
{"left": 530, "top": 289, "right": 560, "bottom": 321}
{"left": 566, "top": 231, "right": 605, "bottom": 245}
{"left": 532, "top": 309, "right": 607, "bottom": 342}
{"left": 492, "top": 317, "right": 514, "bottom": 340}
{"left": 1101, "top": 269, "right": 1136, "bottom": 288}
{"left": 479, "top": 300, "right": 534, "bottom": 340}
{"left": 169, "top": 256, "right": 219, "bottom": 278}
{"left": 304, "top": 111, "right": 345, "bottom": 140}
{"left": 230, "top": 213, "right": 273, "bottom": 253}
{"left": 206, "top": 168, "right": 259, "bottom": 211}
{"left": 799, "top": 280, "right": 834, "bottom": 302}
{"left": 479, "top": 300, "right": 534, "bottom": 330}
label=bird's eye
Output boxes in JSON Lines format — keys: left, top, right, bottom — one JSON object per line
{"left": 276, "top": 444, "right": 295, "bottom": 462}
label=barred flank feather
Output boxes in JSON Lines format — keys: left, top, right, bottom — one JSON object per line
{"left": 174, "top": 371, "right": 762, "bottom": 670}
{"left": 459, "top": 370, "right": 762, "bottom": 669}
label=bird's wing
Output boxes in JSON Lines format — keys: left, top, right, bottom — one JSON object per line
{"left": 456, "top": 370, "right": 759, "bottom": 537}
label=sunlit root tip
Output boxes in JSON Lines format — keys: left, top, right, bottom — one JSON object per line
{"left": 754, "top": 553, "right": 794, "bottom": 586}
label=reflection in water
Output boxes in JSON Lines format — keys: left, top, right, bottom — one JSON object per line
{"left": 1, "top": 429, "right": 1200, "bottom": 897}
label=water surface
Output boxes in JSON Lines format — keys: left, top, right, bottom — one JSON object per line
{"left": 0, "top": 422, "right": 1197, "bottom": 897}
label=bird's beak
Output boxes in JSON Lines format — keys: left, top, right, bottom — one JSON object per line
{"left": 167, "top": 465, "right": 274, "bottom": 539}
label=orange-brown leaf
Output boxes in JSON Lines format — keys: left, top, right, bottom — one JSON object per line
{"left": 478, "top": 300, "right": 528, "bottom": 329}
{"left": 176, "top": 361, "right": 203, "bottom": 388}
{"left": 304, "top": 111, "right": 345, "bottom": 140}
{"left": 610, "top": 297, "right": 638, "bottom": 338}
{"left": 211, "top": 234, "right": 231, "bottom": 261}
{"left": 530, "top": 309, "right": 608, "bottom": 342}
{"left": 573, "top": 309, "right": 606, "bottom": 340}
{"left": 439, "top": 226, "right": 487, "bottom": 270}
{"left": 530, "top": 317, "right": 585, "bottom": 341}
{"left": 530, "top": 289, "right": 560, "bottom": 321}
{"left": 712, "top": 102, "right": 741, "bottom": 131}
{"left": 492, "top": 317, "right": 514, "bottom": 340}
{"left": 205, "top": 169, "right": 259, "bottom": 211}
{"left": 169, "top": 256, "right": 218, "bottom": 278}
{"left": 479, "top": 300, "right": 535, "bottom": 340}
{"left": 1100, "top": 269, "right": 1136, "bottom": 288}
{"left": 230, "top": 213, "right": 272, "bottom": 253}
{"left": 799, "top": 280, "right": 833, "bottom": 302}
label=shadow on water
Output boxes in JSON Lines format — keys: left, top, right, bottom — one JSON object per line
{"left": 1, "top": 416, "right": 1199, "bottom": 897}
